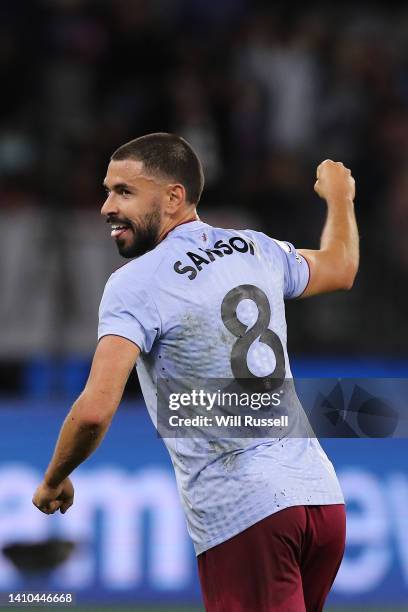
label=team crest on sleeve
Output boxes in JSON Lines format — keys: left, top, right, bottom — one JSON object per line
{"left": 275, "top": 240, "right": 292, "bottom": 253}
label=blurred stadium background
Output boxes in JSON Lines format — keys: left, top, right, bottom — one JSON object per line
{"left": 0, "top": 0, "right": 407, "bottom": 610}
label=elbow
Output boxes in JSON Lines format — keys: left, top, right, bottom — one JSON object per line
{"left": 341, "top": 277, "right": 355, "bottom": 291}
{"left": 71, "top": 389, "right": 116, "bottom": 430}
{"left": 71, "top": 414, "right": 108, "bottom": 437}
{"left": 340, "top": 261, "right": 359, "bottom": 290}
{"left": 79, "top": 414, "right": 108, "bottom": 430}
{"left": 70, "top": 399, "right": 112, "bottom": 432}
{"left": 80, "top": 407, "right": 114, "bottom": 431}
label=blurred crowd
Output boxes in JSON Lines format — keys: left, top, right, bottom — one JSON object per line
{"left": 1, "top": 0, "right": 408, "bottom": 378}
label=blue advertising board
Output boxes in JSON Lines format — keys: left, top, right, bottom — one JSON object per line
{"left": 0, "top": 399, "right": 407, "bottom": 606}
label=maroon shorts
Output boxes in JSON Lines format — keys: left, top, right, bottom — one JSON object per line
{"left": 198, "top": 504, "right": 346, "bottom": 612}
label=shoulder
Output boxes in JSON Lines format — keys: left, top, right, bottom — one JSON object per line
{"left": 107, "top": 241, "right": 171, "bottom": 290}
{"left": 235, "top": 229, "right": 288, "bottom": 258}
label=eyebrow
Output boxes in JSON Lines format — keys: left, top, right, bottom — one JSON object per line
{"left": 103, "top": 182, "right": 134, "bottom": 193}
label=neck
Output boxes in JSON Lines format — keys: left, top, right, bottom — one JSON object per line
{"left": 158, "top": 210, "right": 200, "bottom": 243}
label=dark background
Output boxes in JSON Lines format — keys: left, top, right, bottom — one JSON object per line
{"left": 1, "top": 1, "right": 407, "bottom": 398}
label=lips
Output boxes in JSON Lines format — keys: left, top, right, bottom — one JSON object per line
{"left": 110, "top": 223, "right": 131, "bottom": 239}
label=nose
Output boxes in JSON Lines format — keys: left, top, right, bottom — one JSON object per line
{"left": 100, "top": 193, "right": 117, "bottom": 217}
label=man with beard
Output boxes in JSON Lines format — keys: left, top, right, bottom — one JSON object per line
{"left": 33, "top": 132, "right": 359, "bottom": 611}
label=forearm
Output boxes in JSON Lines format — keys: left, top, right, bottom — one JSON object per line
{"left": 299, "top": 197, "right": 359, "bottom": 295}
{"left": 320, "top": 197, "right": 359, "bottom": 269}
{"left": 44, "top": 395, "right": 111, "bottom": 488}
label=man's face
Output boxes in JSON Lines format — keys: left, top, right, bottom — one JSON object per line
{"left": 101, "top": 159, "right": 165, "bottom": 258}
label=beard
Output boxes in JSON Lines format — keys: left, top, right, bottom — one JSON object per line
{"left": 115, "top": 205, "right": 161, "bottom": 258}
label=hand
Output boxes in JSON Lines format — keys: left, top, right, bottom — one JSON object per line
{"left": 314, "top": 159, "right": 355, "bottom": 205}
{"left": 32, "top": 477, "right": 74, "bottom": 515}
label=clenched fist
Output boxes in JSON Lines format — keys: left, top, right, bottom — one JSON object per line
{"left": 32, "top": 477, "right": 74, "bottom": 515}
{"left": 314, "top": 160, "right": 355, "bottom": 205}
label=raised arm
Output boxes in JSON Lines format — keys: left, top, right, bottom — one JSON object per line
{"left": 32, "top": 335, "right": 140, "bottom": 514}
{"left": 299, "top": 159, "right": 359, "bottom": 297}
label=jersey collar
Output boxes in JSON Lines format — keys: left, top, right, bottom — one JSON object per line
{"left": 162, "top": 219, "right": 207, "bottom": 241}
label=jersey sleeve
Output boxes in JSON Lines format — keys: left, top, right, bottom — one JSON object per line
{"left": 271, "top": 239, "right": 310, "bottom": 299}
{"left": 98, "top": 272, "right": 161, "bottom": 353}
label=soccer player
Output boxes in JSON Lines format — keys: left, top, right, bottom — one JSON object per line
{"left": 33, "top": 133, "right": 358, "bottom": 611}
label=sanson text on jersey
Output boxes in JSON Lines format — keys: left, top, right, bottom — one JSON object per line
{"left": 173, "top": 235, "right": 256, "bottom": 280}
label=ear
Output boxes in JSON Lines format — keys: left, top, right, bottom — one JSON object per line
{"left": 165, "top": 184, "right": 185, "bottom": 213}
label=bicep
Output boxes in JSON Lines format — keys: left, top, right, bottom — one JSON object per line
{"left": 297, "top": 248, "right": 345, "bottom": 297}
{"left": 81, "top": 335, "right": 141, "bottom": 420}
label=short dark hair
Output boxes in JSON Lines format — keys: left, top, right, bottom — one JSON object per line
{"left": 111, "top": 132, "right": 205, "bottom": 205}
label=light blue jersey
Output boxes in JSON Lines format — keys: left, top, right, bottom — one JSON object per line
{"left": 98, "top": 220, "right": 344, "bottom": 555}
